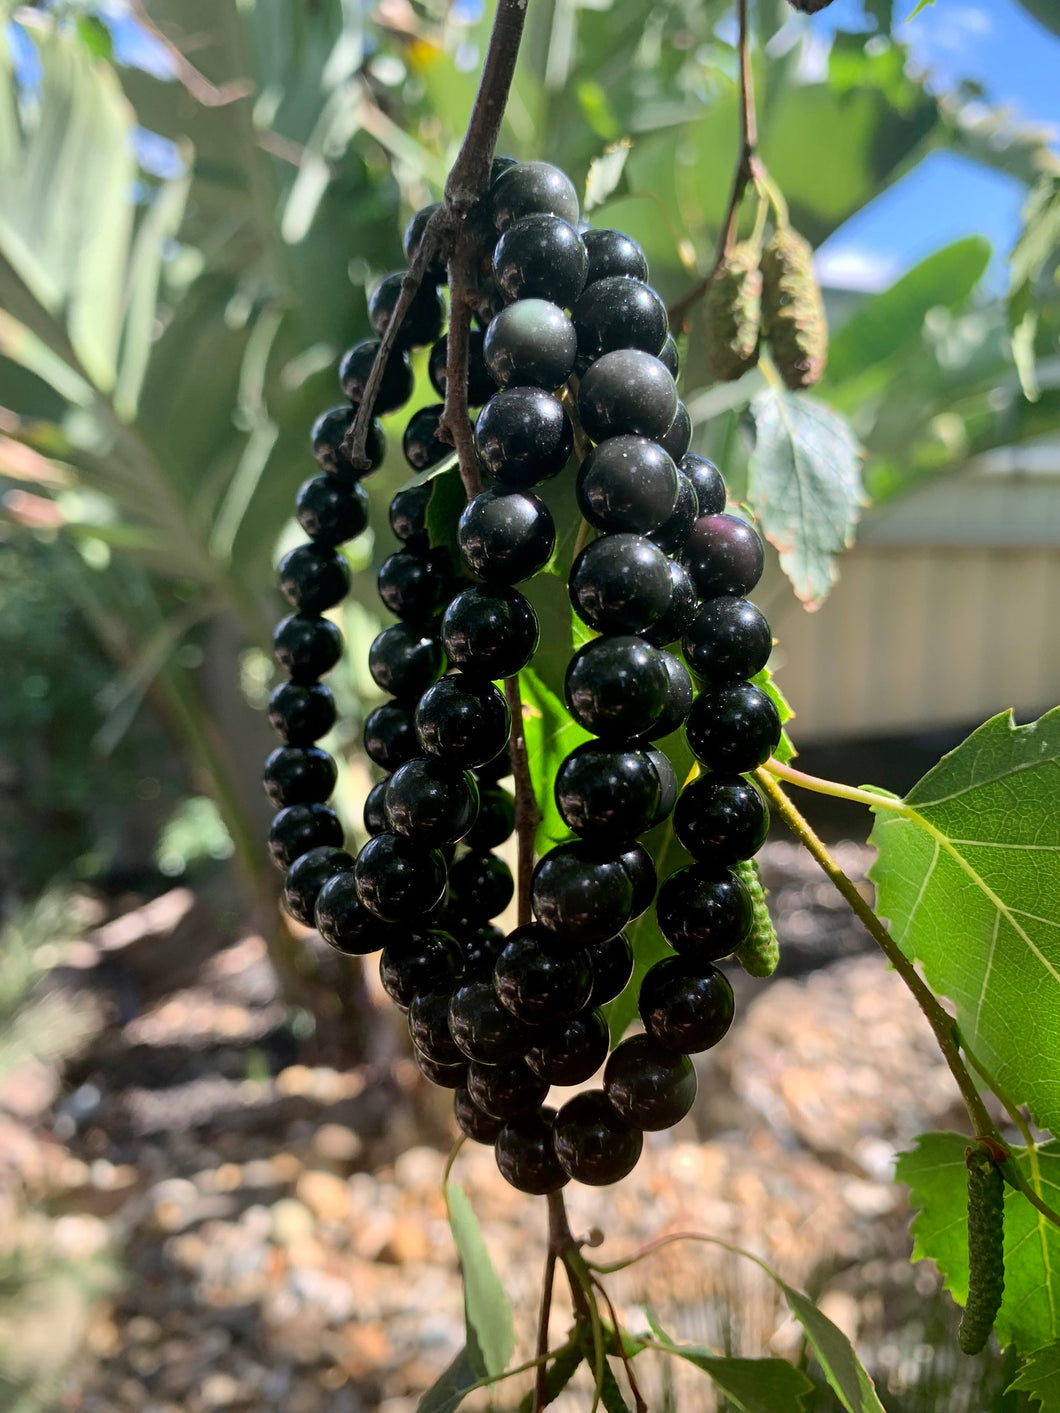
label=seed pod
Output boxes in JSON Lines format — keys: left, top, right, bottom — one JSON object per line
{"left": 732, "top": 857, "right": 779, "bottom": 977}
{"left": 703, "top": 242, "right": 762, "bottom": 382}
{"left": 957, "top": 1146, "right": 1005, "bottom": 1355}
{"left": 761, "top": 227, "right": 828, "bottom": 390}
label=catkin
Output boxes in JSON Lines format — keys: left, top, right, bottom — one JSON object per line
{"left": 761, "top": 227, "right": 828, "bottom": 390}
{"left": 704, "top": 242, "right": 762, "bottom": 382}
{"left": 957, "top": 1146, "right": 1006, "bottom": 1355}
{"left": 732, "top": 857, "right": 780, "bottom": 978}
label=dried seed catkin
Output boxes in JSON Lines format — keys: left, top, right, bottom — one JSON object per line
{"left": 761, "top": 228, "right": 828, "bottom": 390}
{"left": 704, "top": 242, "right": 762, "bottom": 382}
{"left": 957, "top": 1146, "right": 1005, "bottom": 1355}
{"left": 732, "top": 857, "right": 780, "bottom": 977}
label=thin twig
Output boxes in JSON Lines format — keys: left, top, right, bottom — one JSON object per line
{"left": 439, "top": 238, "right": 485, "bottom": 500}
{"left": 505, "top": 675, "right": 541, "bottom": 927}
{"left": 532, "top": 1248, "right": 558, "bottom": 1413}
{"left": 590, "top": 1275, "right": 647, "bottom": 1413}
{"left": 128, "top": 0, "right": 254, "bottom": 107}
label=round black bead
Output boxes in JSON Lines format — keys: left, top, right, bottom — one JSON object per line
{"left": 682, "top": 598, "right": 772, "bottom": 685}
{"left": 278, "top": 543, "right": 350, "bottom": 615}
{"left": 655, "top": 863, "right": 752, "bottom": 961}
{"left": 380, "top": 929, "right": 463, "bottom": 1010}
{"left": 314, "top": 869, "right": 386, "bottom": 954}
{"left": 552, "top": 1091, "right": 643, "bottom": 1186}
{"left": 296, "top": 476, "right": 369, "bottom": 546}
{"left": 681, "top": 453, "right": 726, "bottom": 515}
{"left": 368, "top": 623, "right": 444, "bottom": 700}
{"left": 684, "top": 514, "right": 765, "bottom": 598}
{"left": 428, "top": 330, "right": 496, "bottom": 407}
{"left": 475, "top": 387, "right": 573, "bottom": 488}
{"left": 460, "top": 924, "right": 507, "bottom": 977}
{"left": 495, "top": 1106, "right": 569, "bottom": 1194}
{"left": 389, "top": 482, "right": 433, "bottom": 552}
{"left": 363, "top": 779, "right": 390, "bottom": 836}
{"left": 377, "top": 548, "right": 453, "bottom": 622}
{"left": 409, "top": 987, "right": 464, "bottom": 1065}
{"left": 572, "top": 276, "right": 667, "bottom": 365}
{"left": 604, "top": 1035, "right": 697, "bottom": 1131}
{"left": 658, "top": 333, "right": 680, "bottom": 378}
{"left": 569, "top": 532, "right": 672, "bottom": 634}
{"left": 468, "top": 1059, "right": 549, "bottom": 1120}
{"left": 618, "top": 843, "right": 657, "bottom": 917}
{"left": 658, "top": 401, "right": 692, "bottom": 463}
{"left": 491, "top": 161, "right": 579, "bottom": 233}
{"left": 493, "top": 214, "right": 588, "bottom": 307}
{"left": 685, "top": 682, "right": 782, "bottom": 773}
{"left": 449, "top": 977, "right": 535, "bottom": 1064}
{"left": 403, "top": 402, "right": 451, "bottom": 473}
{"left": 493, "top": 924, "right": 593, "bottom": 1025}
{"left": 464, "top": 787, "right": 515, "bottom": 851}
{"left": 576, "top": 436, "right": 678, "bottom": 535}
{"left": 311, "top": 404, "right": 386, "bottom": 480}
{"left": 483, "top": 298, "right": 577, "bottom": 391}
{"left": 639, "top": 650, "right": 695, "bottom": 740}
{"left": 263, "top": 745, "right": 337, "bottom": 808}
{"left": 639, "top": 956, "right": 735, "bottom": 1053}
{"left": 268, "top": 803, "right": 343, "bottom": 871}
{"left": 363, "top": 701, "right": 419, "bottom": 772}
{"left": 577, "top": 349, "right": 677, "bottom": 443}
{"left": 585, "top": 931, "right": 633, "bottom": 1007}
{"left": 282, "top": 847, "right": 354, "bottom": 927}
{"left": 447, "top": 852, "right": 514, "bottom": 924}
{"left": 355, "top": 833, "right": 448, "bottom": 921}
{"left": 582, "top": 228, "right": 649, "bottom": 285}
{"left": 367, "top": 271, "right": 445, "bottom": 349}
{"left": 641, "top": 561, "right": 699, "bottom": 649}
{"left": 441, "top": 585, "right": 539, "bottom": 678}
{"left": 385, "top": 758, "right": 479, "bottom": 848}
{"left": 268, "top": 681, "right": 336, "bottom": 745}
{"left": 403, "top": 202, "right": 446, "bottom": 280}
{"left": 525, "top": 1010, "right": 610, "bottom": 1086}
{"left": 454, "top": 1086, "right": 505, "bottom": 1145}
{"left": 644, "top": 746, "right": 678, "bottom": 828}
{"left": 555, "top": 743, "right": 663, "bottom": 843}
{"left": 339, "top": 339, "right": 414, "bottom": 414}
{"left": 474, "top": 748, "right": 513, "bottom": 785}
{"left": 530, "top": 841, "right": 633, "bottom": 944}
{"left": 648, "top": 471, "right": 697, "bottom": 555}
{"left": 565, "top": 635, "right": 669, "bottom": 739}
{"left": 458, "top": 488, "right": 556, "bottom": 584}
{"left": 416, "top": 1051, "right": 469, "bottom": 1089}
{"left": 415, "top": 674, "right": 511, "bottom": 768}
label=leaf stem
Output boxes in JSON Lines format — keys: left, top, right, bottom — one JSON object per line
{"left": 763, "top": 757, "right": 905, "bottom": 811}
{"left": 590, "top": 1275, "right": 647, "bottom": 1413}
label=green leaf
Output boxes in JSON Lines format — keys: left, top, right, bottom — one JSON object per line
{"left": 519, "top": 665, "right": 593, "bottom": 854}
{"left": 650, "top": 1336, "right": 813, "bottom": 1413}
{"left": 517, "top": 1344, "right": 583, "bottom": 1412}
{"left": 417, "top": 1345, "right": 480, "bottom": 1413}
{"left": 896, "top": 1131, "right": 1060, "bottom": 1354}
{"left": 1016, "top": 0, "right": 1060, "bottom": 39}
{"left": 1008, "top": 177, "right": 1060, "bottom": 403}
{"left": 906, "top": 0, "right": 935, "bottom": 17}
{"left": 751, "top": 664, "right": 796, "bottom": 764}
{"left": 747, "top": 387, "right": 865, "bottom": 607}
{"left": 868, "top": 709, "right": 1060, "bottom": 1133}
{"left": 827, "top": 238, "right": 991, "bottom": 386}
{"left": 1007, "top": 1341, "right": 1060, "bottom": 1410}
{"left": 777, "top": 1281, "right": 885, "bottom": 1413}
{"left": 598, "top": 1358, "right": 632, "bottom": 1413}
{"left": 584, "top": 141, "right": 631, "bottom": 213}
{"left": 444, "top": 1182, "right": 514, "bottom": 1381}
{"left": 426, "top": 464, "right": 467, "bottom": 566}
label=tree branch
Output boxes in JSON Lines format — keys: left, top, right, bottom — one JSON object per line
{"left": 439, "top": 239, "right": 485, "bottom": 499}
{"left": 445, "top": 0, "right": 529, "bottom": 208}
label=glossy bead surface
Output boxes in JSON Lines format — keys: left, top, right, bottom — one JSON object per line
{"left": 314, "top": 869, "right": 386, "bottom": 954}
{"left": 384, "top": 758, "right": 479, "bottom": 847}
{"left": 525, "top": 1010, "right": 609, "bottom": 1086}
{"left": 572, "top": 276, "right": 667, "bottom": 364}
{"left": 296, "top": 475, "right": 369, "bottom": 546}
{"left": 367, "top": 271, "right": 445, "bottom": 348}
{"left": 354, "top": 833, "right": 448, "bottom": 921}
{"left": 638, "top": 956, "right": 735, "bottom": 1053}
{"left": 415, "top": 675, "right": 511, "bottom": 768}
{"left": 268, "top": 681, "right": 336, "bottom": 745}
{"left": 363, "top": 779, "right": 390, "bottom": 836}
{"left": 454, "top": 1086, "right": 505, "bottom": 1144}
{"left": 460, "top": 924, "right": 507, "bottom": 977}
{"left": 555, "top": 743, "right": 663, "bottom": 843}
{"left": 474, "top": 749, "right": 513, "bottom": 785}
{"left": 618, "top": 844, "right": 657, "bottom": 917}
{"left": 278, "top": 543, "right": 350, "bottom": 615}
{"left": 643, "top": 745, "right": 678, "bottom": 828}
{"left": 339, "top": 339, "right": 414, "bottom": 413}
{"left": 565, "top": 635, "right": 668, "bottom": 739}
{"left": 552, "top": 1091, "right": 643, "bottom": 1186}
{"left": 389, "top": 483, "right": 433, "bottom": 552}
{"left": 483, "top": 299, "right": 577, "bottom": 390}
{"left": 569, "top": 532, "right": 672, "bottom": 634}
{"left": 377, "top": 548, "right": 453, "bottom": 622}
{"left": 641, "top": 561, "right": 698, "bottom": 649}
{"left": 379, "top": 929, "right": 463, "bottom": 1010}
{"left": 441, "top": 586, "right": 539, "bottom": 679}
{"left": 282, "top": 847, "right": 354, "bottom": 927}
{"left": 684, "top": 514, "right": 765, "bottom": 598}
{"left": 475, "top": 387, "right": 573, "bottom": 488}
{"left": 311, "top": 404, "right": 386, "bottom": 479}
{"left": 447, "top": 852, "right": 514, "bottom": 923}
{"left": 585, "top": 931, "right": 633, "bottom": 1007}
{"left": 604, "top": 1035, "right": 697, "bottom": 1130}
{"left": 415, "top": 1052, "right": 469, "bottom": 1089}
{"left": 648, "top": 471, "right": 697, "bottom": 555}
{"left": 428, "top": 330, "right": 496, "bottom": 407}
{"left": 467, "top": 1059, "right": 549, "bottom": 1120}
{"left": 493, "top": 924, "right": 593, "bottom": 1025}
{"left": 655, "top": 863, "right": 752, "bottom": 960}
{"left": 681, "top": 453, "right": 726, "bottom": 515}
{"left": 493, "top": 214, "right": 587, "bottom": 307}
{"left": 530, "top": 841, "right": 633, "bottom": 944}
{"left": 582, "top": 229, "right": 649, "bottom": 285}
{"left": 491, "top": 161, "right": 580, "bottom": 232}
{"left": 682, "top": 598, "right": 772, "bottom": 684}
{"left": 576, "top": 436, "right": 678, "bottom": 535}
{"left": 448, "top": 977, "right": 535, "bottom": 1064}
{"left": 268, "top": 803, "right": 343, "bottom": 870}
{"left": 464, "top": 787, "right": 515, "bottom": 851}
{"left": 578, "top": 349, "right": 677, "bottom": 443}
{"left": 639, "top": 651, "right": 695, "bottom": 742}
{"left": 403, "top": 403, "right": 451, "bottom": 472}
{"left": 458, "top": 489, "right": 555, "bottom": 584}
{"left": 263, "top": 745, "right": 337, "bottom": 808}
{"left": 658, "top": 401, "right": 692, "bottom": 463}
{"left": 658, "top": 333, "right": 680, "bottom": 377}
{"left": 686, "top": 682, "right": 782, "bottom": 773}
{"left": 495, "top": 1106, "right": 569, "bottom": 1194}
{"left": 363, "top": 701, "right": 418, "bottom": 771}
{"left": 408, "top": 987, "right": 464, "bottom": 1065}
{"left": 368, "top": 623, "right": 444, "bottom": 700}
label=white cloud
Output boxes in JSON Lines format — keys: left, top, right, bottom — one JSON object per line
{"left": 813, "top": 246, "right": 900, "bottom": 292}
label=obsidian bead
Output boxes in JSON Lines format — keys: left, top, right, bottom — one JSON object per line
{"left": 474, "top": 749, "right": 514, "bottom": 785}
{"left": 525, "top": 1011, "right": 610, "bottom": 1086}
{"left": 384, "top": 758, "right": 479, "bottom": 848}
{"left": 355, "top": 833, "right": 448, "bottom": 921}
{"left": 263, "top": 745, "right": 337, "bottom": 808}
{"left": 582, "top": 229, "right": 649, "bottom": 285}
{"left": 363, "top": 701, "right": 418, "bottom": 771}
{"left": 553, "top": 1091, "right": 643, "bottom": 1186}
{"left": 415, "top": 675, "right": 511, "bottom": 768}
{"left": 464, "top": 787, "right": 515, "bottom": 851}
{"left": 408, "top": 987, "right": 464, "bottom": 1065}
{"left": 640, "top": 650, "right": 695, "bottom": 740}
{"left": 491, "top": 161, "right": 579, "bottom": 233}
{"left": 449, "top": 977, "right": 535, "bottom": 1064}
{"left": 416, "top": 1051, "right": 469, "bottom": 1089}
{"left": 403, "top": 202, "right": 446, "bottom": 280}
{"left": 460, "top": 923, "right": 507, "bottom": 977}
{"left": 641, "top": 562, "right": 698, "bottom": 649}
{"left": 578, "top": 349, "right": 678, "bottom": 443}
{"left": 296, "top": 476, "right": 369, "bottom": 546}
{"left": 441, "top": 586, "right": 539, "bottom": 678}
{"left": 311, "top": 404, "right": 386, "bottom": 479}
{"left": 475, "top": 387, "right": 573, "bottom": 488}
{"left": 658, "top": 401, "right": 692, "bottom": 463}
{"left": 389, "top": 482, "right": 433, "bottom": 552}
{"left": 468, "top": 1059, "right": 549, "bottom": 1120}
{"left": 618, "top": 843, "right": 657, "bottom": 917}
{"left": 530, "top": 841, "right": 633, "bottom": 944}
{"left": 458, "top": 489, "right": 555, "bottom": 584}
{"left": 428, "top": 330, "right": 496, "bottom": 407}
{"left": 363, "top": 780, "right": 390, "bottom": 836}
{"left": 314, "top": 869, "right": 386, "bottom": 954}
{"left": 658, "top": 333, "right": 680, "bottom": 378}
{"left": 576, "top": 436, "right": 678, "bottom": 535}
{"left": 683, "top": 598, "right": 772, "bottom": 684}
{"left": 569, "top": 532, "right": 672, "bottom": 634}
{"left": 681, "top": 454, "right": 726, "bottom": 515}
{"left": 380, "top": 929, "right": 463, "bottom": 1010}
{"left": 368, "top": 624, "right": 444, "bottom": 700}
{"left": 268, "top": 681, "right": 336, "bottom": 744}
{"left": 339, "top": 339, "right": 414, "bottom": 414}
{"left": 471, "top": 274, "right": 506, "bottom": 330}
{"left": 447, "top": 852, "right": 514, "bottom": 923}
{"left": 585, "top": 932, "right": 633, "bottom": 1007}
{"left": 268, "top": 803, "right": 343, "bottom": 870}
{"left": 490, "top": 154, "right": 519, "bottom": 183}
{"left": 686, "top": 682, "right": 782, "bottom": 773}
{"left": 483, "top": 298, "right": 577, "bottom": 391}
{"left": 278, "top": 543, "right": 350, "bottom": 615}
{"left": 493, "top": 924, "right": 593, "bottom": 1025}
{"left": 493, "top": 214, "right": 587, "bottom": 307}
{"left": 644, "top": 746, "right": 678, "bottom": 827}
{"left": 655, "top": 863, "right": 752, "bottom": 960}
{"left": 639, "top": 956, "right": 735, "bottom": 1053}
{"left": 604, "top": 1035, "right": 697, "bottom": 1131}
{"left": 555, "top": 743, "right": 663, "bottom": 843}
{"left": 648, "top": 471, "right": 698, "bottom": 555}
{"left": 495, "top": 1106, "right": 569, "bottom": 1194}
{"left": 403, "top": 403, "right": 451, "bottom": 472}
{"left": 565, "top": 635, "right": 669, "bottom": 739}
{"left": 684, "top": 514, "right": 765, "bottom": 598}
{"left": 572, "top": 276, "right": 667, "bottom": 366}
{"left": 367, "top": 271, "right": 445, "bottom": 349}
{"left": 454, "top": 1086, "right": 505, "bottom": 1144}
{"left": 282, "top": 847, "right": 354, "bottom": 927}
{"left": 377, "top": 548, "right": 453, "bottom": 622}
